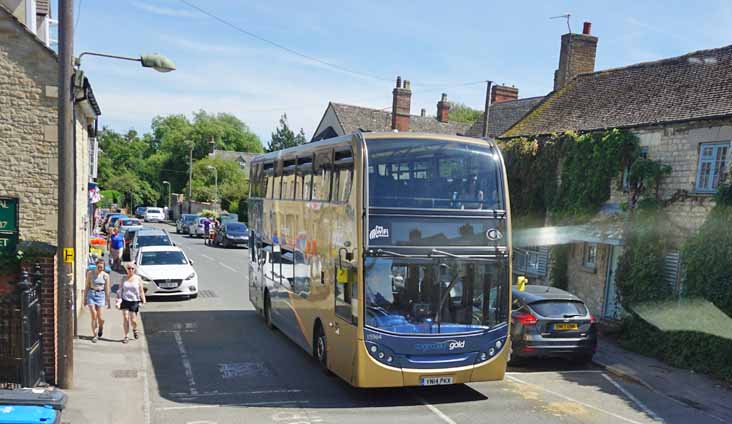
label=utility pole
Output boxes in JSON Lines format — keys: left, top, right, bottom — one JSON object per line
{"left": 57, "top": 0, "right": 74, "bottom": 389}
{"left": 188, "top": 142, "right": 193, "bottom": 213}
{"left": 482, "top": 80, "right": 493, "bottom": 139}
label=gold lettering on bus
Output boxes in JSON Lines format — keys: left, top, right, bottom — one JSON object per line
{"left": 0, "top": 221, "right": 7, "bottom": 229}
{"left": 0, "top": 239, "right": 8, "bottom": 247}
{"left": 0, "top": 200, "right": 7, "bottom": 208}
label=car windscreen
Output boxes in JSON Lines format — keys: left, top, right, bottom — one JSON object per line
{"left": 529, "top": 301, "right": 588, "bottom": 318}
{"left": 140, "top": 251, "right": 188, "bottom": 266}
{"left": 120, "top": 219, "right": 141, "bottom": 226}
{"left": 147, "top": 208, "right": 162, "bottom": 213}
{"left": 225, "top": 223, "right": 247, "bottom": 233}
{"left": 137, "top": 235, "right": 171, "bottom": 247}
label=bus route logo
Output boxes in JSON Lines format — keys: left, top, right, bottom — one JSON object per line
{"left": 415, "top": 339, "right": 466, "bottom": 352}
{"left": 369, "top": 225, "right": 390, "bottom": 240}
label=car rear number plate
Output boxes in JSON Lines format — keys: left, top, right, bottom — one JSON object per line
{"left": 420, "top": 376, "right": 453, "bottom": 386}
{"left": 554, "top": 323, "right": 579, "bottom": 331}
{"left": 159, "top": 282, "right": 178, "bottom": 288}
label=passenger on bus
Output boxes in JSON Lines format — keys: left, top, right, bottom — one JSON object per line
{"left": 460, "top": 175, "right": 484, "bottom": 209}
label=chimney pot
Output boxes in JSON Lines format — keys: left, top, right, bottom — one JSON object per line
{"left": 437, "top": 94, "right": 450, "bottom": 123}
{"left": 420, "top": 108, "right": 426, "bottom": 117}
{"left": 583, "top": 21, "right": 592, "bottom": 35}
{"left": 396, "top": 76, "right": 402, "bottom": 88}
{"left": 404, "top": 80, "right": 411, "bottom": 89}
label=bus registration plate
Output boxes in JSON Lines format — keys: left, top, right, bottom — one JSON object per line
{"left": 420, "top": 376, "right": 453, "bottom": 386}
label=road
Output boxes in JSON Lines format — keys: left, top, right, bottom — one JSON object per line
{"left": 134, "top": 223, "right": 713, "bottom": 424}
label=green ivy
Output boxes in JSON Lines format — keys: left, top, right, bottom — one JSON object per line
{"left": 549, "top": 245, "right": 569, "bottom": 290}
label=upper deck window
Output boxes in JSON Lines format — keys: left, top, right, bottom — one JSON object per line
{"left": 367, "top": 138, "right": 503, "bottom": 210}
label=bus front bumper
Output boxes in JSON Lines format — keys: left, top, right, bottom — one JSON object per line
{"left": 354, "top": 340, "right": 509, "bottom": 388}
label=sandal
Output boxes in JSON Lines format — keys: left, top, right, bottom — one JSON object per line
{"left": 122, "top": 336, "right": 129, "bottom": 344}
{"left": 98, "top": 326, "right": 104, "bottom": 338}
{"left": 92, "top": 336, "right": 98, "bottom": 343}
{"left": 133, "top": 329, "right": 139, "bottom": 340}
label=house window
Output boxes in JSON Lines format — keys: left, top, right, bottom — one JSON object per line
{"left": 695, "top": 142, "right": 729, "bottom": 193}
{"left": 582, "top": 243, "right": 598, "bottom": 269}
{"left": 513, "top": 247, "right": 548, "bottom": 276}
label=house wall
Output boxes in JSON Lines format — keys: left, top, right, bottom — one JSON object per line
{"left": 566, "top": 242, "right": 610, "bottom": 317}
{"left": 312, "top": 105, "right": 344, "bottom": 140}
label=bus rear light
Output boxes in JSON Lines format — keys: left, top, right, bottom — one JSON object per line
{"left": 514, "top": 312, "right": 538, "bottom": 326}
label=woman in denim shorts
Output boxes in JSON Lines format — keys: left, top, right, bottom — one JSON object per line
{"left": 84, "top": 258, "right": 110, "bottom": 342}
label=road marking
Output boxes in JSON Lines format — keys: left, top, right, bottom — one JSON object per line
{"left": 219, "top": 262, "right": 237, "bottom": 272}
{"left": 507, "top": 370, "right": 604, "bottom": 376}
{"left": 156, "top": 400, "right": 309, "bottom": 411}
{"left": 173, "top": 330, "right": 198, "bottom": 395}
{"left": 413, "top": 393, "right": 457, "bottom": 424}
{"left": 602, "top": 374, "right": 665, "bottom": 423}
{"left": 201, "top": 254, "right": 214, "bottom": 261}
{"left": 506, "top": 374, "right": 646, "bottom": 424}
{"left": 141, "top": 326, "right": 152, "bottom": 424}
{"left": 168, "top": 389, "right": 302, "bottom": 398}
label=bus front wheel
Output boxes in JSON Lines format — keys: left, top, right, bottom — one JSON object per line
{"left": 264, "top": 292, "right": 274, "bottom": 330}
{"left": 314, "top": 324, "right": 330, "bottom": 374}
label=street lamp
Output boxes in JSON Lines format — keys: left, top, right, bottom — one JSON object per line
{"left": 186, "top": 141, "right": 193, "bottom": 213}
{"left": 75, "top": 52, "right": 176, "bottom": 72}
{"left": 206, "top": 165, "right": 218, "bottom": 204}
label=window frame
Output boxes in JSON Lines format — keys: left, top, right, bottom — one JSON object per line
{"left": 263, "top": 162, "right": 274, "bottom": 199}
{"left": 695, "top": 142, "right": 729, "bottom": 194}
{"left": 296, "top": 155, "right": 314, "bottom": 201}
{"left": 281, "top": 158, "right": 297, "bottom": 200}
{"left": 582, "top": 242, "right": 598, "bottom": 271}
{"left": 332, "top": 147, "right": 354, "bottom": 204}
{"left": 311, "top": 150, "right": 333, "bottom": 202}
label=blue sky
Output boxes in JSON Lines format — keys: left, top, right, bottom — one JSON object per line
{"left": 72, "top": 0, "right": 732, "bottom": 145}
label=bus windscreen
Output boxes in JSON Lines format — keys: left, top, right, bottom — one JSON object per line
{"left": 364, "top": 257, "right": 507, "bottom": 334}
{"left": 367, "top": 138, "right": 503, "bottom": 210}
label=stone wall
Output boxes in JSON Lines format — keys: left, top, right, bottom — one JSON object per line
{"left": 566, "top": 242, "right": 609, "bottom": 316}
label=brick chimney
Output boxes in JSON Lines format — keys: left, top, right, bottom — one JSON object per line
{"left": 553, "top": 21, "right": 598, "bottom": 90}
{"left": 437, "top": 93, "right": 449, "bottom": 123}
{"left": 491, "top": 85, "right": 519, "bottom": 103}
{"left": 392, "top": 76, "right": 411, "bottom": 131}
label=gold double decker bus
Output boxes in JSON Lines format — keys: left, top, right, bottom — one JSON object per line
{"left": 247, "top": 132, "right": 512, "bottom": 388}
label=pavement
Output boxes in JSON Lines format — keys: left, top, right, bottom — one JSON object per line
{"left": 593, "top": 334, "right": 732, "bottom": 423}
{"left": 59, "top": 222, "right": 732, "bottom": 424}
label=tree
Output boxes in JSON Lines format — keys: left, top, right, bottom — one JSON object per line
{"left": 448, "top": 102, "right": 482, "bottom": 123}
{"left": 267, "top": 114, "right": 307, "bottom": 152}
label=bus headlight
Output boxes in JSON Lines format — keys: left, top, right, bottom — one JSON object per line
{"left": 365, "top": 342, "right": 398, "bottom": 367}
{"left": 496, "top": 340, "right": 502, "bottom": 349}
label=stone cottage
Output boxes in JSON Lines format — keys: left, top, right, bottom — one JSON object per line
{"left": 502, "top": 23, "right": 732, "bottom": 319}
{"left": 0, "top": 1, "right": 101, "bottom": 384}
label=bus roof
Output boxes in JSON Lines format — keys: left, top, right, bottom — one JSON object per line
{"left": 250, "top": 132, "right": 497, "bottom": 163}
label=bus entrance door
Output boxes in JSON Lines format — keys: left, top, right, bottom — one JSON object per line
{"left": 329, "top": 264, "right": 357, "bottom": 382}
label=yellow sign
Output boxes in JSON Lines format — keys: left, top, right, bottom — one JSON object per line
{"left": 63, "top": 248, "right": 74, "bottom": 263}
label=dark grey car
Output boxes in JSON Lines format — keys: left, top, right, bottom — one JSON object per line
{"left": 510, "top": 285, "right": 597, "bottom": 363}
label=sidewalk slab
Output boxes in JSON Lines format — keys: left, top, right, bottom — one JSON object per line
{"left": 594, "top": 334, "right": 732, "bottom": 422}
{"left": 63, "top": 305, "right": 149, "bottom": 424}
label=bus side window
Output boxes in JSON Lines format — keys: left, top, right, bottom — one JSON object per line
{"left": 333, "top": 148, "right": 354, "bottom": 203}
{"left": 312, "top": 151, "right": 332, "bottom": 201}
{"left": 264, "top": 162, "right": 274, "bottom": 199}
{"left": 273, "top": 161, "right": 283, "bottom": 199}
{"left": 297, "top": 156, "right": 313, "bottom": 201}
{"left": 282, "top": 159, "right": 296, "bottom": 200}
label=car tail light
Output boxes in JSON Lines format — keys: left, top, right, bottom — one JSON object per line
{"left": 522, "top": 346, "right": 536, "bottom": 353}
{"left": 590, "top": 314, "right": 597, "bottom": 324}
{"left": 514, "top": 312, "right": 538, "bottom": 326}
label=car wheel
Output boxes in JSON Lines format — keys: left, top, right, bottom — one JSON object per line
{"left": 264, "top": 292, "right": 274, "bottom": 330}
{"left": 314, "top": 324, "right": 330, "bottom": 374}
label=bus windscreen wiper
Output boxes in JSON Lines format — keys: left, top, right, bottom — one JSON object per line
{"left": 430, "top": 249, "right": 504, "bottom": 260}
{"left": 374, "top": 249, "right": 422, "bottom": 258}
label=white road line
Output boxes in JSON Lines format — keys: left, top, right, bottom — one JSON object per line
{"left": 506, "top": 374, "right": 646, "bottom": 424}
{"left": 141, "top": 327, "right": 151, "bottom": 424}
{"left": 602, "top": 374, "right": 665, "bottom": 423}
{"left": 219, "top": 262, "right": 237, "bottom": 272}
{"left": 173, "top": 330, "right": 198, "bottom": 395}
{"left": 507, "top": 370, "right": 604, "bottom": 376}
{"left": 413, "top": 393, "right": 457, "bottom": 424}
{"left": 168, "top": 389, "right": 302, "bottom": 398}
{"left": 156, "top": 400, "right": 309, "bottom": 411}
{"left": 200, "top": 254, "right": 214, "bottom": 261}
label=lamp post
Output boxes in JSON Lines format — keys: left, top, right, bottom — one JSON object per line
{"left": 57, "top": 4, "right": 175, "bottom": 387}
{"left": 206, "top": 165, "right": 218, "bottom": 204}
{"left": 162, "top": 180, "right": 171, "bottom": 217}
{"left": 187, "top": 141, "right": 193, "bottom": 213}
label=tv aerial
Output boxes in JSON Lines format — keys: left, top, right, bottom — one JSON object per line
{"left": 550, "top": 13, "right": 572, "bottom": 33}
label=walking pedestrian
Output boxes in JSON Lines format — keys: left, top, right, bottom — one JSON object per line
{"left": 203, "top": 218, "right": 211, "bottom": 245}
{"left": 118, "top": 263, "right": 146, "bottom": 344}
{"left": 84, "top": 258, "right": 111, "bottom": 343}
{"left": 109, "top": 227, "right": 124, "bottom": 272}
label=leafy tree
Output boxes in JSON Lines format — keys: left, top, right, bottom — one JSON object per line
{"left": 448, "top": 102, "right": 482, "bottom": 123}
{"left": 267, "top": 114, "right": 307, "bottom": 152}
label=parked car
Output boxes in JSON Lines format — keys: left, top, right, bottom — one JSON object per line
{"left": 134, "top": 206, "right": 148, "bottom": 219}
{"left": 135, "top": 246, "right": 198, "bottom": 299}
{"left": 188, "top": 216, "right": 211, "bottom": 238}
{"left": 176, "top": 214, "right": 199, "bottom": 234}
{"left": 116, "top": 218, "right": 143, "bottom": 235}
{"left": 144, "top": 207, "right": 166, "bottom": 222}
{"left": 122, "top": 227, "right": 142, "bottom": 262}
{"left": 130, "top": 229, "right": 174, "bottom": 263}
{"left": 104, "top": 214, "right": 127, "bottom": 234}
{"left": 214, "top": 222, "right": 249, "bottom": 248}
{"left": 510, "top": 285, "right": 597, "bottom": 364}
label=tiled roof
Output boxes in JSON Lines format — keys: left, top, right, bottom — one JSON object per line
{"left": 504, "top": 45, "right": 732, "bottom": 137}
{"left": 330, "top": 103, "right": 472, "bottom": 136}
{"left": 212, "top": 150, "right": 257, "bottom": 162}
{"left": 466, "top": 96, "right": 545, "bottom": 137}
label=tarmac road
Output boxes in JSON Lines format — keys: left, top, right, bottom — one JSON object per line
{"left": 135, "top": 223, "right": 711, "bottom": 424}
